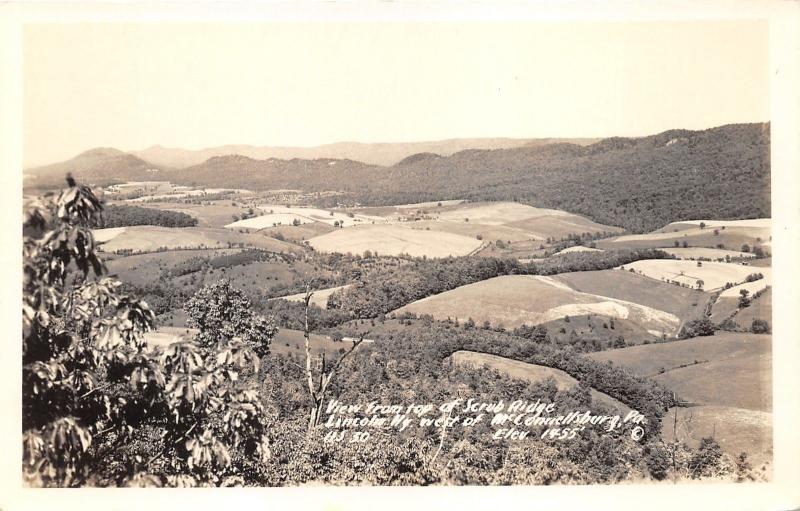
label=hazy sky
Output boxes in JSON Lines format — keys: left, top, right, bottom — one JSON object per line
{"left": 23, "top": 21, "right": 769, "bottom": 166}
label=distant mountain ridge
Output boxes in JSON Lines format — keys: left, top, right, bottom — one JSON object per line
{"left": 23, "top": 123, "right": 770, "bottom": 233}
{"left": 130, "top": 137, "right": 600, "bottom": 168}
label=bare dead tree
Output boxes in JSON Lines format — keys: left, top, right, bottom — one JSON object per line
{"left": 302, "top": 284, "right": 366, "bottom": 431}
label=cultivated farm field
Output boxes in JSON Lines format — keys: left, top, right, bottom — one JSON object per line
{"left": 598, "top": 228, "right": 769, "bottom": 253}
{"left": 395, "top": 275, "right": 682, "bottom": 336}
{"left": 308, "top": 224, "right": 484, "bottom": 258}
{"left": 94, "top": 225, "right": 301, "bottom": 254}
{"left": 257, "top": 204, "right": 385, "bottom": 227}
{"left": 619, "top": 259, "right": 763, "bottom": 291}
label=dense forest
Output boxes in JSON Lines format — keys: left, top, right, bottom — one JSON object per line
{"left": 26, "top": 123, "right": 770, "bottom": 233}
{"left": 100, "top": 204, "right": 198, "bottom": 228}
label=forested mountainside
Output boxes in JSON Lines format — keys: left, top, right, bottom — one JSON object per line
{"left": 351, "top": 123, "right": 771, "bottom": 233}
{"left": 23, "top": 148, "right": 164, "bottom": 189}
{"left": 25, "top": 123, "right": 769, "bottom": 233}
{"left": 132, "top": 137, "right": 600, "bottom": 168}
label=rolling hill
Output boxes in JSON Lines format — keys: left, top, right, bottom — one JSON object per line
{"left": 394, "top": 274, "right": 683, "bottom": 336}
{"left": 24, "top": 148, "right": 166, "bottom": 189}
{"left": 131, "top": 137, "right": 599, "bottom": 168}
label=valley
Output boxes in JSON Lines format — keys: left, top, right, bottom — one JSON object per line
{"left": 23, "top": 123, "right": 774, "bottom": 485}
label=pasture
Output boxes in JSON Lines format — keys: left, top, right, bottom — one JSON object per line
{"left": 660, "top": 218, "right": 771, "bottom": 230}
{"left": 105, "top": 248, "right": 243, "bottom": 286}
{"left": 450, "top": 350, "right": 630, "bottom": 414}
{"left": 553, "top": 269, "right": 711, "bottom": 321}
{"left": 258, "top": 222, "right": 335, "bottom": 242}
{"left": 271, "top": 328, "right": 358, "bottom": 358}
{"left": 597, "top": 224, "right": 770, "bottom": 253}
{"left": 94, "top": 225, "right": 301, "bottom": 254}
{"left": 718, "top": 267, "right": 772, "bottom": 298}
{"left": 257, "top": 204, "right": 384, "bottom": 227}
{"left": 553, "top": 246, "right": 603, "bottom": 255}
{"left": 733, "top": 288, "right": 772, "bottom": 329}
{"left": 662, "top": 247, "right": 755, "bottom": 260}
{"left": 226, "top": 213, "right": 314, "bottom": 229}
{"left": 586, "top": 333, "right": 771, "bottom": 411}
{"left": 619, "top": 259, "right": 762, "bottom": 291}
{"left": 308, "top": 224, "right": 483, "bottom": 258}
{"left": 272, "top": 285, "right": 352, "bottom": 309}
{"left": 653, "top": 349, "right": 771, "bottom": 411}
{"left": 141, "top": 201, "right": 263, "bottom": 228}
{"left": 394, "top": 275, "right": 681, "bottom": 336}
{"left": 661, "top": 406, "right": 772, "bottom": 471}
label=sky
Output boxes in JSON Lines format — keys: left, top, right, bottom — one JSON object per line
{"left": 23, "top": 21, "right": 769, "bottom": 167}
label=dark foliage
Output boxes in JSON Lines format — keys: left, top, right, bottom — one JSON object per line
{"left": 101, "top": 204, "right": 198, "bottom": 228}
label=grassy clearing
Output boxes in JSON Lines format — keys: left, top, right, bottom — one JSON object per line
{"left": 597, "top": 225, "right": 770, "bottom": 253}
{"left": 271, "top": 328, "right": 357, "bottom": 358}
{"left": 451, "top": 350, "right": 630, "bottom": 414}
{"left": 709, "top": 296, "right": 740, "bottom": 323}
{"left": 733, "top": 288, "right": 771, "bottom": 328}
{"left": 586, "top": 333, "right": 769, "bottom": 376}
{"left": 662, "top": 406, "right": 772, "bottom": 471}
{"left": 653, "top": 351, "right": 771, "bottom": 412}
{"left": 226, "top": 213, "right": 314, "bottom": 229}
{"left": 395, "top": 275, "right": 681, "bottom": 335}
{"left": 541, "top": 315, "right": 660, "bottom": 345}
{"left": 272, "top": 285, "right": 352, "bottom": 309}
{"left": 718, "top": 268, "right": 771, "bottom": 298}
{"left": 662, "top": 218, "right": 771, "bottom": 229}
{"left": 662, "top": 247, "right": 755, "bottom": 260}
{"left": 620, "top": 259, "right": 761, "bottom": 291}
{"left": 138, "top": 201, "right": 256, "bottom": 228}
{"left": 95, "top": 225, "right": 301, "bottom": 254}
{"left": 553, "top": 246, "right": 603, "bottom": 255}
{"left": 308, "top": 224, "right": 483, "bottom": 258}
{"left": 144, "top": 326, "right": 198, "bottom": 350}
{"left": 405, "top": 220, "right": 537, "bottom": 243}
{"left": 170, "top": 259, "right": 325, "bottom": 297}
{"left": 257, "top": 204, "right": 384, "bottom": 227}
{"left": 258, "top": 222, "right": 335, "bottom": 242}
{"left": 105, "top": 248, "right": 243, "bottom": 286}
{"left": 553, "top": 269, "right": 710, "bottom": 320}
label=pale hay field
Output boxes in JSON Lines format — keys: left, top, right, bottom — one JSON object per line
{"left": 620, "top": 259, "right": 762, "bottom": 291}
{"left": 718, "top": 267, "right": 772, "bottom": 298}
{"left": 664, "top": 218, "right": 771, "bottom": 229}
{"left": 553, "top": 245, "right": 603, "bottom": 255}
{"left": 663, "top": 247, "right": 755, "bottom": 260}
{"left": 308, "top": 224, "right": 483, "bottom": 258}
{"left": 272, "top": 285, "right": 352, "bottom": 309}
{"left": 257, "top": 205, "right": 385, "bottom": 228}
{"left": 93, "top": 226, "right": 127, "bottom": 243}
{"left": 361, "top": 201, "right": 623, "bottom": 246}
{"left": 94, "top": 225, "right": 299, "bottom": 254}
{"left": 434, "top": 202, "right": 572, "bottom": 225}
{"left": 226, "top": 213, "right": 314, "bottom": 229}
{"left": 612, "top": 225, "right": 770, "bottom": 244}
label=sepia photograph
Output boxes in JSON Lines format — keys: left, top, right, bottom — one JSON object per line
{"left": 3, "top": 1, "right": 800, "bottom": 509}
